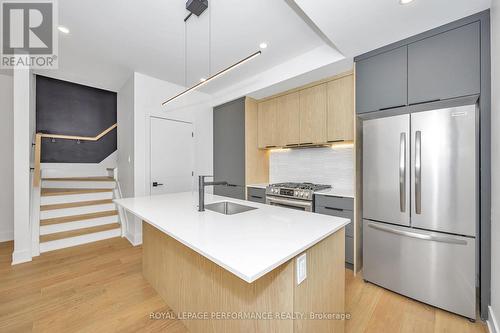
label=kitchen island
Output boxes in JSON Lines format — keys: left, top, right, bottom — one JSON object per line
{"left": 114, "top": 192, "right": 349, "bottom": 333}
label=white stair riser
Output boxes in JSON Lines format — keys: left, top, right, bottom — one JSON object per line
{"left": 40, "top": 215, "right": 119, "bottom": 235}
{"left": 41, "top": 191, "right": 113, "bottom": 205}
{"left": 42, "top": 169, "right": 112, "bottom": 179}
{"left": 39, "top": 228, "right": 121, "bottom": 253}
{"left": 40, "top": 203, "right": 116, "bottom": 220}
{"left": 41, "top": 181, "right": 116, "bottom": 189}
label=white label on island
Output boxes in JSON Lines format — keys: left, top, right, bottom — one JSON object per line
{"left": 296, "top": 253, "right": 307, "bottom": 285}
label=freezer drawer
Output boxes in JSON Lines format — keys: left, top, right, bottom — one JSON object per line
{"left": 363, "top": 220, "right": 476, "bottom": 319}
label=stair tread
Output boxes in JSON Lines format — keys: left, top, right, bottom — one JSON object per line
{"left": 40, "top": 223, "right": 121, "bottom": 243}
{"left": 41, "top": 199, "right": 114, "bottom": 211}
{"left": 41, "top": 188, "right": 113, "bottom": 196}
{"left": 42, "top": 177, "right": 115, "bottom": 181}
{"left": 40, "top": 210, "right": 118, "bottom": 226}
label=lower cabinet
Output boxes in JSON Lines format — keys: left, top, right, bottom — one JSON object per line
{"left": 314, "top": 194, "right": 354, "bottom": 266}
{"left": 247, "top": 187, "right": 266, "bottom": 204}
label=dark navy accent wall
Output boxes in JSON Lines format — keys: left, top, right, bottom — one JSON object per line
{"left": 36, "top": 75, "right": 117, "bottom": 163}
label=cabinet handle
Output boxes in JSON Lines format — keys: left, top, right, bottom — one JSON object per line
{"left": 285, "top": 143, "right": 299, "bottom": 147}
{"left": 409, "top": 99, "right": 440, "bottom": 106}
{"left": 265, "top": 145, "right": 276, "bottom": 148}
{"left": 327, "top": 140, "right": 345, "bottom": 143}
{"left": 250, "top": 195, "right": 263, "bottom": 199}
{"left": 378, "top": 104, "right": 406, "bottom": 111}
{"left": 300, "top": 142, "right": 313, "bottom": 145}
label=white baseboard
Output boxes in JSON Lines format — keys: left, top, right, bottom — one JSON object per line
{"left": 0, "top": 230, "right": 14, "bottom": 242}
{"left": 11, "top": 248, "right": 32, "bottom": 265}
{"left": 125, "top": 231, "right": 142, "bottom": 246}
{"left": 489, "top": 306, "right": 499, "bottom": 333}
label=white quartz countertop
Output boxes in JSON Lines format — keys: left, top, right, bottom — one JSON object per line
{"left": 246, "top": 183, "right": 268, "bottom": 189}
{"left": 114, "top": 192, "right": 349, "bottom": 283}
{"left": 314, "top": 188, "right": 355, "bottom": 199}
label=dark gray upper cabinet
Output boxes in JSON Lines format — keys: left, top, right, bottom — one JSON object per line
{"left": 408, "top": 22, "right": 480, "bottom": 105}
{"left": 213, "top": 98, "right": 246, "bottom": 199}
{"left": 356, "top": 46, "right": 407, "bottom": 114}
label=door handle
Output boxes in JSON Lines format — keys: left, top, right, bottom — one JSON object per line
{"left": 152, "top": 182, "right": 164, "bottom": 187}
{"left": 367, "top": 223, "right": 467, "bottom": 245}
{"left": 399, "top": 132, "right": 406, "bottom": 213}
{"left": 415, "top": 131, "right": 422, "bottom": 214}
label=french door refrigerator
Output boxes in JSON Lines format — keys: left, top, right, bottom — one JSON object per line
{"left": 362, "top": 103, "right": 477, "bottom": 319}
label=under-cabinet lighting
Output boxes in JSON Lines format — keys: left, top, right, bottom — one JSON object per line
{"left": 162, "top": 50, "right": 262, "bottom": 106}
{"left": 330, "top": 141, "right": 354, "bottom": 149}
{"left": 269, "top": 148, "right": 291, "bottom": 153}
{"left": 259, "top": 42, "right": 268, "bottom": 49}
{"left": 399, "top": 0, "right": 414, "bottom": 4}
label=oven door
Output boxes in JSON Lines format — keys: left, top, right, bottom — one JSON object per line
{"left": 266, "top": 196, "right": 313, "bottom": 212}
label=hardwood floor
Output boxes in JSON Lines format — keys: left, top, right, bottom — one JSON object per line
{"left": 0, "top": 238, "right": 489, "bottom": 333}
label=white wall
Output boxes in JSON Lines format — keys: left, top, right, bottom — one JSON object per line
{"left": 117, "top": 75, "right": 136, "bottom": 242}
{"left": 490, "top": 0, "right": 500, "bottom": 331}
{"left": 12, "top": 68, "right": 32, "bottom": 264}
{"left": 269, "top": 146, "right": 354, "bottom": 194}
{"left": 117, "top": 72, "right": 213, "bottom": 245}
{"left": 0, "top": 74, "right": 14, "bottom": 242}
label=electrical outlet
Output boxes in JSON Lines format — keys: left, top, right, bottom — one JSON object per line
{"left": 296, "top": 253, "right": 307, "bottom": 285}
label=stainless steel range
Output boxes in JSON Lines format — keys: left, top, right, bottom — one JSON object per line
{"left": 265, "top": 182, "right": 331, "bottom": 212}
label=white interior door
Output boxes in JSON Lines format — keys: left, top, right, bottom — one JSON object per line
{"left": 150, "top": 117, "right": 194, "bottom": 195}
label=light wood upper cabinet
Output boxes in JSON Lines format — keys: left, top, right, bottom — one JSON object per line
{"left": 257, "top": 98, "right": 278, "bottom": 148}
{"left": 327, "top": 75, "right": 354, "bottom": 142}
{"left": 299, "top": 84, "right": 327, "bottom": 144}
{"left": 277, "top": 92, "right": 300, "bottom": 146}
{"left": 256, "top": 71, "right": 354, "bottom": 149}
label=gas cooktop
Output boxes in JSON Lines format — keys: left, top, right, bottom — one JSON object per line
{"left": 266, "top": 182, "right": 332, "bottom": 200}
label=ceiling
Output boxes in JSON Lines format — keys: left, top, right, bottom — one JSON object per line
{"left": 293, "top": 0, "right": 491, "bottom": 58}
{"left": 37, "top": 0, "right": 328, "bottom": 92}
{"left": 35, "top": 0, "right": 492, "bottom": 97}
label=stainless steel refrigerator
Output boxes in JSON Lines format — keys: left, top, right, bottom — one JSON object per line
{"left": 362, "top": 103, "right": 477, "bottom": 319}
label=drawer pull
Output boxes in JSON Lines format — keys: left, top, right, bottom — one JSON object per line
{"left": 250, "top": 195, "right": 263, "bottom": 199}
{"left": 324, "top": 206, "right": 344, "bottom": 212}
{"left": 367, "top": 223, "right": 467, "bottom": 245}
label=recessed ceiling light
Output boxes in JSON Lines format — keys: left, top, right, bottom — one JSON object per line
{"left": 399, "top": 0, "right": 414, "bottom": 4}
{"left": 259, "top": 42, "right": 268, "bottom": 49}
{"left": 57, "top": 26, "right": 70, "bottom": 34}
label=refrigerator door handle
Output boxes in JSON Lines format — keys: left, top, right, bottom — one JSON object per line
{"left": 366, "top": 223, "right": 467, "bottom": 245}
{"left": 415, "top": 131, "right": 422, "bottom": 214}
{"left": 399, "top": 133, "right": 406, "bottom": 212}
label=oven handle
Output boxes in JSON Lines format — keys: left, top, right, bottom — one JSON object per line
{"left": 266, "top": 196, "right": 313, "bottom": 208}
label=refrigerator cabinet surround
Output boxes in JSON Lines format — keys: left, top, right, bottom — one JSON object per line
{"left": 410, "top": 105, "right": 476, "bottom": 236}
{"left": 363, "top": 220, "right": 476, "bottom": 319}
{"left": 363, "top": 114, "right": 410, "bottom": 226}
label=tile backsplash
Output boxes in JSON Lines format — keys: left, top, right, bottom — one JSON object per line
{"left": 269, "top": 146, "right": 354, "bottom": 191}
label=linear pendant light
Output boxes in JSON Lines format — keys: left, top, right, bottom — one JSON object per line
{"left": 162, "top": 50, "right": 261, "bottom": 106}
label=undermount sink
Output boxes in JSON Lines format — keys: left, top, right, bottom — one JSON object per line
{"left": 204, "top": 201, "right": 257, "bottom": 215}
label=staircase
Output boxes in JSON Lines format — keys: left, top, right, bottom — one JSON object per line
{"left": 38, "top": 175, "right": 122, "bottom": 253}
